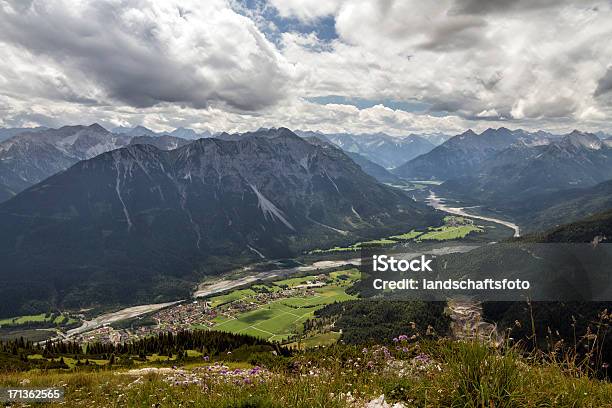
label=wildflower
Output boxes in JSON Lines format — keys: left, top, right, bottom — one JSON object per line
{"left": 398, "top": 334, "right": 408, "bottom": 341}
{"left": 414, "top": 353, "right": 430, "bottom": 363}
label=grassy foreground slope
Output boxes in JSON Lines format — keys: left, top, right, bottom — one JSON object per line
{"left": 1, "top": 340, "right": 611, "bottom": 407}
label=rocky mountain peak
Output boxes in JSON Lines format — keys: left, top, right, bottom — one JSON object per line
{"left": 561, "top": 130, "right": 602, "bottom": 150}
{"left": 87, "top": 123, "right": 108, "bottom": 132}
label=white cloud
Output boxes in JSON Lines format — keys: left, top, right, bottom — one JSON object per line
{"left": 269, "top": 0, "right": 342, "bottom": 20}
{"left": 1, "top": 0, "right": 612, "bottom": 135}
{"left": 277, "top": 0, "right": 612, "bottom": 128}
{"left": 0, "top": 0, "right": 293, "bottom": 111}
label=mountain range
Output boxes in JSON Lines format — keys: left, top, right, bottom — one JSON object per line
{"left": 0, "top": 128, "right": 439, "bottom": 316}
{"left": 0, "top": 125, "right": 216, "bottom": 203}
{"left": 0, "top": 125, "right": 436, "bottom": 203}
{"left": 113, "top": 125, "right": 214, "bottom": 140}
{"left": 429, "top": 131, "right": 612, "bottom": 230}
{"left": 0, "top": 124, "right": 132, "bottom": 201}
{"left": 392, "top": 127, "right": 557, "bottom": 180}
{"left": 296, "top": 131, "right": 437, "bottom": 169}
{"left": 441, "top": 131, "right": 612, "bottom": 199}
{"left": 382, "top": 126, "right": 612, "bottom": 232}
{"left": 0, "top": 126, "right": 48, "bottom": 142}
{"left": 129, "top": 135, "right": 192, "bottom": 150}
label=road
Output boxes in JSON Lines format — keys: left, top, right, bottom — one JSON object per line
{"left": 63, "top": 259, "right": 361, "bottom": 340}
{"left": 193, "top": 259, "right": 360, "bottom": 298}
{"left": 61, "top": 197, "right": 509, "bottom": 342}
{"left": 66, "top": 301, "right": 183, "bottom": 337}
{"left": 427, "top": 191, "right": 520, "bottom": 237}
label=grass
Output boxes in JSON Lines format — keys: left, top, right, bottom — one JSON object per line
{"left": 416, "top": 225, "right": 483, "bottom": 241}
{"left": 2, "top": 340, "right": 610, "bottom": 407}
{"left": 272, "top": 275, "right": 320, "bottom": 287}
{"left": 389, "top": 229, "right": 422, "bottom": 240}
{"left": 308, "top": 216, "right": 485, "bottom": 254}
{"left": 355, "top": 238, "right": 397, "bottom": 247}
{"left": 209, "top": 289, "right": 256, "bottom": 307}
{"left": 308, "top": 237, "right": 399, "bottom": 254}
{"left": 0, "top": 314, "right": 48, "bottom": 325}
{"left": 328, "top": 269, "right": 360, "bottom": 281}
{"left": 0, "top": 313, "right": 78, "bottom": 327}
{"left": 440, "top": 341, "right": 523, "bottom": 406}
{"left": 211, "top": 282, "right": 356, "bottom": 342}
{"left": 299, "top": 332, "right": 342, "bottom": 348}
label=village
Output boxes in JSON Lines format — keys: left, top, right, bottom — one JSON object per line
{"left": 69, "top": 274, "right": 336, "bottom": 345}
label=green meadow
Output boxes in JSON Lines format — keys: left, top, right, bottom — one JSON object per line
{"left": 308, "top": 216, "right": 484, "bottom": 254}
{"left": 208, "top": 269, "right": 359, "bottom": 342}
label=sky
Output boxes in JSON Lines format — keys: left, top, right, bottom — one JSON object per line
{"left": 0, "top": 0, "right": 611, "bottom": 136}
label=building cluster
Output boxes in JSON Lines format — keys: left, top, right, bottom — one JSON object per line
{"left": 69, "top": 278, "right": 333, "bottom": 345}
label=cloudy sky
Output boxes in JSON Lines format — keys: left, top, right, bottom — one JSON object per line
{"left": 0, "top": 0, "right": 611, "bottom": 136}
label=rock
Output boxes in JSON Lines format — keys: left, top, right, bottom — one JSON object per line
{"left": 365, "top": 394, "right": 406, "bottom": 408}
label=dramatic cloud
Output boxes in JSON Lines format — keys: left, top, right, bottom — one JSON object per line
{"left": 595, "top": 67, "right": 612, "bottom": 97}
{"left": 0, "top": 0, "right": 292, "bottom": 111}
{"left": 278, "top": 0, "right": 612, "bottom": 127}
{"left": 0, "top": 0, "right": 611, "bottom": 134}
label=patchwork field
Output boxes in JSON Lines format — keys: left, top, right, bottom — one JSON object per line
{"left": 0, "top": 313, "right": 78, "bottom": 328}
{"left": 308, "top": 216, "right": 484, "bottom": 254}
{"left": 208, "top": 269, "right": 359, "bottom": 342}
{"left": 416, "top": 224, "right": 483, "bottom": 241}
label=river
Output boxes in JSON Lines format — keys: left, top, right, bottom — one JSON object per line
{"left": 63, "top": 192, "right": 513, "bottom": 340}
{"left": 427, "top": 191, "right": 520, "bottom": 238}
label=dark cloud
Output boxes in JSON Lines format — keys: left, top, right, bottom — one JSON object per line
{"left": 418, "top": 16, "right": 487, "bottom": 51}
{"left": 450, "top": 0, "right": 565, "bottom": 15}
{"left": 0, "top": 0, "right": 291, "bottom": 111}
{"left": 595, "top": 68, "right": 612, "bottom": 97}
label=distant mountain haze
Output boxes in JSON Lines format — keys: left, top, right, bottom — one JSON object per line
{"left": 0, "top": 124, "right": 212, "bottom": 202}
{"left": 295, "top": 130, "right": 437, "bottom": 169}
{"left": 299, "top": 134, "right": 403, "bottom": 184}
{"left": 113, "top": 126, "right": 213, "bottom": 139}
{"left": 129, "top": 135, "right": 192, "bottom": 150}
{"left": 0, "top": 126, "right": 48, "bottom": 142}
{"left": 0, "top": 124, "right": 131, "bottom": 201}
{"left": 438, "top": 131, "right": 612, "bottom": 201}
{"left": 111, "top": 125, "right": 158, "bottom": 137}
{"left": 344, "top": 151, "right": 404, "bottom": 184}
{"left": 392, "top": 127, "right": 559, "bottom": 180}
{"left": 0, "top": 124, "right": 435, "bottom": 203}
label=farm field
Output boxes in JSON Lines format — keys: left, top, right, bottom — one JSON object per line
{"left": 0, "top": 314, "right": 48, "bottom": 325}
{"left": 416, "top": 225, "right": 483, "bottom": 241}
{"left": 308, "top": 216, "right": 484, "bottom": 254}
{"left": 0, "top": 313, "right": 78, "bottom": 327}
{"left": 209, "top": 289, "right": 256, "bottom": 307}
{"left": 208, "top": 269, "right": 359, "bottom": 342}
